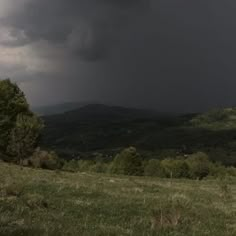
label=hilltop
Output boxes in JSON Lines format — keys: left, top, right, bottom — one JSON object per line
{"left": 32, "top": 102, "right": 95, "bottom": 116}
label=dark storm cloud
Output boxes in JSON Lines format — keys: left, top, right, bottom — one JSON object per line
{"left": 1, "top": 0, "right": 236, "bottom": 112}
{"left": 2, "top": 0, "right": 150, "bottom": 61}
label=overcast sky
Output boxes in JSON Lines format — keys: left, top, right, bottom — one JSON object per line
{"left": 0, "top": 0, "right": 236, "bottom": 112}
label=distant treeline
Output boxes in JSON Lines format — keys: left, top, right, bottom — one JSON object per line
{"left": 24, "top": 147, "right": 236, "bottom": 180}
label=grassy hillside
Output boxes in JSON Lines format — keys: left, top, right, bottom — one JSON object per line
{"left": 41, "top": 105, "right": 236, "bottom": 165}
{"left": 191, "top": 108, "right": 236, "bottom": 130}
{"left": 0, "top": 161, "right": 235, "bottom": 235}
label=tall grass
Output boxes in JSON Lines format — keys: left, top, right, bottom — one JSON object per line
{"left": 0, "top": 162, "right": 235, "bottom": 235}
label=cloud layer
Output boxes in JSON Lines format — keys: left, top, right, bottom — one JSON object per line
{"left": 0, "top": 0, "right": 236, "bottom": 112}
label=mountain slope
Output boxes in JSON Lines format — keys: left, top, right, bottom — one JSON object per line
{"left": 41, "top": 105, "right": 236, "bottom": 165}
{"left": 41, "top": 104, "right": 180, "bottom": 153}
{"left": 32, "top": 102, "right": 95, "bottom": 115}
{"left": 44, "top": 104, "right": 168, "bottom": 122}
{"left": 191, "top": 108, "right": 236, "bottom": 130}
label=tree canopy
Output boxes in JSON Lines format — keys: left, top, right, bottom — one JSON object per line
{"left": 0, "top": 79, "right": 43, "bottom": 162}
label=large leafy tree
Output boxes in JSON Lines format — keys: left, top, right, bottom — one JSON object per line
{"left": 0, "top": 79, "right": 43, "bottom": 162}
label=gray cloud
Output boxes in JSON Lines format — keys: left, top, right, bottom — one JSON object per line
{"left": 1, "top": 0, "right": 150, "bottom": 61}
{"left": 1, "top": 0, "right": 236, "bottom": 112}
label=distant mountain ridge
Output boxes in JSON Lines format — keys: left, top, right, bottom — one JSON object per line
{"left": 44, "top": 104, "right": 169, "bottom": 122}
{"left": 41, "top": 105, "right": 236, "bottom": 165}
{"left": 32, "top": 102, "right": 96, "bottom": 115}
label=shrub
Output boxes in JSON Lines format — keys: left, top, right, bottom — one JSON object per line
{"left": 208, "top": 163, "right": 228, "bottom": 178}
{"left": 161, "top": 159, "right": 190, "bottom": 178}
{"left": 29, "top": 148, "right": 62, "bottom": 170}
{"left": 7, "top": 115, "right": 43, "bottom": 164}
{"left": 186, "top": 152, "right": 210, "bottom": 179}
{"left": 77, "top": 160, "right": 94, "bottom": 172}
{"left": 144, "top": 159, "right": 166, "bottom": 177}
{"left": 109, "top": 147, "right": 143, "bottom": 176}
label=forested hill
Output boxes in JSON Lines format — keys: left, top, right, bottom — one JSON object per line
{"left": 41, "top": 105, "right": 236, "bottom": 166}
{"left": 43, "top": 104, "right": 170, "bottom": 122}
{"left": 32, "top": 102, "right": 95, "bottom": 116}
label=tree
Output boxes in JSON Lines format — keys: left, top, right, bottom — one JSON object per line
{"left": 7, "top": 114, "right": 43, "bottom": 163}
{"left": 110, "top": 147, "right": 143, "bottom": 176}
{"left": 0, "top": 79, "right": 43, "bottom": 162}
{"left": 186, "top": 152, "right": 210, "bottom": 179}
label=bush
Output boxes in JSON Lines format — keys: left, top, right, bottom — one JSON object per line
{"left": 144, "top": 159, "right": 166, "bottom": 177}
{"left": 109, "top": 147, "right": 143, "bottom": 176}
{"left": 186, "top": 152, "right": 210, "bottom": 179}
{"left": 161, "top": 159, "right": 190, "bottom": 178}
{"left": 208, "top": 163, "right": 228, "bottom": 178}
{"left": 29, "top": 148, "right": 62, "bottom": 170}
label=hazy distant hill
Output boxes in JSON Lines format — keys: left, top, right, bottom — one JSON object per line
{"left": 32, "top": 102, "right": 95, "bottom": 115}
{"left": 44, "top": 104, "right": 168, "bottom": 122}
{"left": 41, "top": 105, "right": 236, "bottom": 165}
{"left": 41, "top": 104, "right": 178, "bottom": 152}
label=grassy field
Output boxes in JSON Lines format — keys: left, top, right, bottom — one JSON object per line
{"left": 0, "top": 161, "right": 235, "bottom": 236}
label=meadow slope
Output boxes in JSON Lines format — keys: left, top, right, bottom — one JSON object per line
{"left": 0, "top": 162, "right": 235, "bottom": 236}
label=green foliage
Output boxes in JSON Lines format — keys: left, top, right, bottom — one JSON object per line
{"left": 77, "top": 160, "right": 95, "bottom": 172}
{"left": 208, "top": 163, "right": 228, "bottom": 178}
{"left": 62, "top": 159, "right": 80, "bottom": 172}
{"left": 29, "top": 148, "right": 62, "bottom": 170}
{"left": 24, "top": 147, "right": 236, "bottom": 180}
{"left": 227, "top": 167, "right": 236, "bottom": 177}
{"left": 7, "top": 114, "right": 43, "bottom": 163}
{"left": 60, "top": 150, "right": 236, "bottom": 180}
{"left": 144, "top": 159, "right": 166, "bottom": 177}
{"left": 191, "top": 108, "right": 236, "bottom": 130}
{"left": 62, "top": 159, "right": 109, "bottom": 173}
{"left": 89, "top": 161, "right": 109, "bottom": 173}
{"left": 109, "top": 147, "right": 143, "bottom": 176}
{"left": 186, "top": 152, "right": 210, "bottom": 179}
{"left": 0, "top": 79, "right": 43, "bottom": 162}
{"left": 0, "top": 80, "right": 29, "bottom": 153}
{"left": 41, "top": 104, "right": 236, "bottom": 166}
{"left": 161, "top": 159, "right": 190, "bottom": 178}
{"left": 143, "top": 152, "right": 235, "bottom": 180}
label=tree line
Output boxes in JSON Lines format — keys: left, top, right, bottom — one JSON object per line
{"left": 62, "top": 147, "right": 236, "bottom": 180}
{"left": 0, "top": 79, "right": 235, "bottom": 179}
